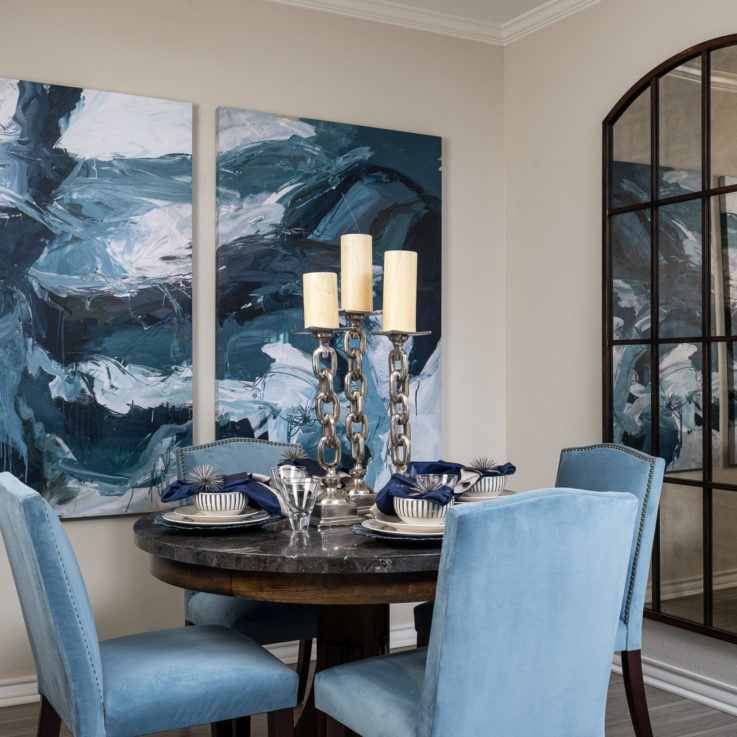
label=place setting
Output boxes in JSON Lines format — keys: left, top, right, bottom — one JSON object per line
{"left": 156, "top": 464, "right": 284, "bottom": 531}
{"left": 354, "top": 458, "right": 517, "bottom": 543}
{"left": 154, "top": 458, "right": 329, "bottom": 536}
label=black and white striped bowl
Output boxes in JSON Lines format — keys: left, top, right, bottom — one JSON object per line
{"left": 193, "top": 491, "right": 249, "bottom": 516}
{"left": 466, "top": 475, "right": 506, "bottom": 496}
{"left": 393, "top": 497, "right": 449, "bottom": 525}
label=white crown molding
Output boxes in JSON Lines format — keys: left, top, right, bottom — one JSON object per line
{"left": 268, "top": 0, "right": 504, "bottom": 44}
{"left": 670, "top": 59, "right": 737, "bottom": 93}
{"left": 268, "top": 0, "right": 602, "bottom": 46}
{"left": 500, "top": 0, "right": 602, "bottom": 44}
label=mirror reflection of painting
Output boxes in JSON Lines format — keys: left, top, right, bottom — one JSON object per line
{"left": 608, "top": 47, "right": 737, "bottom": 636}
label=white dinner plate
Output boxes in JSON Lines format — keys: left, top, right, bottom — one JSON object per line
{"left": 161, "top": 509, "right": 270, "bottom": 527}
{"left": 374, "top": 513, "right": 446, "bottom": 534}
{"left": 172, "top": 505, "right": 263, "bottom": 523}
{"left": 458, "top": 490, "right": 513, "bottom": 502}
{"left": 362, "top": 518, "right": 444, "bottom": 538}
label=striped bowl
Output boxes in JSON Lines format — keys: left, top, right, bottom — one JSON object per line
{"left": 193, "top": 491, "right": 248, "bottom": 516}
{"left": 393, "top": 497, "right": 449, "bottom": 525}
{"left": 466, "top": 474, "right": 507, "bottom": 496}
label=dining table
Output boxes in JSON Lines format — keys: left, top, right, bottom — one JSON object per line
{"left": 133, "top": 513, "right": 443, "bottom": 737}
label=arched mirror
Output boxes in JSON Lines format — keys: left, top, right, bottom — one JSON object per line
{"left": 604, "top": 34, "right": 737, "bottom": 642}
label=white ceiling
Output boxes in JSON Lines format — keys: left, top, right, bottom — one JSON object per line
{"left": 268, "top": 0, "right": 602, "bottom": 44}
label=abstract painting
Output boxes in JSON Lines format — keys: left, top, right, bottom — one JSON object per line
{"left": 0, "top": 79, "right": 193, "bottom": 517}
{"left": 216, "top": 108, "right": 441, "bottom": 490}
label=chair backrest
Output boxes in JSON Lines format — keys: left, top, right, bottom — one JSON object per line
{"left": 178, "top": 437, "right": 303, "bottom": 620}
{"left": 555, "top": 443, "right": 665, "bottom": 649}
{"left": 0, "top": 473, "right": 105, "bottom": 737}
{"left": 176, "top": 437, "right": 302, "bottom": 478}
{"left": 419, "top": 488, "right": 637, "bottom": 737}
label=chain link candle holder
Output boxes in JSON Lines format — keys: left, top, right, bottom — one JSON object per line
{"left": 295, "top": 327, "right": 359, "bottom": 528}
{"left": 373, "top": 330, "right": 431, "bottom": 476}
{"left": 342, "top": 311, "right": 376, "bottom": 513}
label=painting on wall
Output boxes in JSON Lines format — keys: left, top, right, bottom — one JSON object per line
{"left": 216, "top": 108, "right": 441, "bottom": 490}
{"left": 0, "top": 79, "right": 193, "bottom": 517}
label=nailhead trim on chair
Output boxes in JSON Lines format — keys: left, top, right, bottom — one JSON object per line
{"left": 176, "top": 438, "right": 300, "bottom": 480}
{"left": 560, "top": 444, "right": 655, "bottom": 625}
{"left": 41, "top": 503, "right": 104, "bottom": 705}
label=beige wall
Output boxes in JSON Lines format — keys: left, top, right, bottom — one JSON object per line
{"left": 504, "top": 0, "right": 737, "bottom": 686}
{"left": 0, "top": 0, "right": 505, "bottom": 685}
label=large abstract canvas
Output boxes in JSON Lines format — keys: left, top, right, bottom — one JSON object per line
{"left": 216, "top": 108, "right": 441, "bottom": 489}
{"left": 0, "top": 79, "right": 193, "bottom": 517}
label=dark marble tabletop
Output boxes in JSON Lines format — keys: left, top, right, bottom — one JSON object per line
{"left": 133, "top": 514, "right": 443, "bottom": 575}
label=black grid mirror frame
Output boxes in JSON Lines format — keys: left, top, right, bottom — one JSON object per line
{"left": 603, "top": 34, "right": 737, "bottom": 644}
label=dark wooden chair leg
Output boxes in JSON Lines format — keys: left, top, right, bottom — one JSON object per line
{"left": 211, "top": 719, "right": 234, "bottom": 737}
{"left": 233, "top": 716, "right": 251, "bottom": 737}
{"left": 267, "top": 708, "right": 294, "bottom": 737}
{"left": 621, "top": 649, "right": 654, "bottom": 737}
{"left": 37, "top": 696, "right": 61, "bottom": 737}
{"left": 416, "top": 632, "right": 429, "bottom": 648}
{"left": 297, "top": 638, "right": 313, "bottom": 702}
{"left": 324, "top": 714, "right": 347, "bottom": 737}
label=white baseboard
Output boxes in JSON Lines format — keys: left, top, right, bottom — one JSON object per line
{"left": 0, "top": 626, "right": 419, "bottom": 708}
{"left": 265, "top": 624, "right": 418, "bottom": 663}
{"left": 612, "top": 653, "right": 737, "bottom": 716}
{"left": 0, "top": 676, "right": 39, "bottom": 708}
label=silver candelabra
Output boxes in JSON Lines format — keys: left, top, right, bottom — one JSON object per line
{"left": 307, "top": 328, "right": 358, "bottom": 527}
{"left": 342, "top": 311, "right": 376, "bottom": 513}
{"left": 374, "top": 330, "right": 431, "bottom": 476}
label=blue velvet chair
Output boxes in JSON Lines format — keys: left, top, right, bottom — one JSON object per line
{"left": 0, "top": 472, "right": 297, "bottom": 737}
{"left": 554, "top": 443, "right": 665, "bottom": 737}
{"left": 315, "top": 487, "right": 638, "bottom": 737}
{"left": 178, "top": 438, "right": 317, "bottom": 701}
{"left": 413, "top": 443, "right": 665, "bottom": 737}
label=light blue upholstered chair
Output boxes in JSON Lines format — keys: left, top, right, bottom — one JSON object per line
{"left": 315, "top": 488, "right": 638, "bottom": 737}
{"left": 178, "top": 439, "right": 317, "bottom": 701}
{"left": 554, "top": 443, "right": 665, "bottom": 737}
{"left": 0, "top": 472, "right": 297, "bottom": 737}
{"left": 413, "top": 443, "right": 665, "bottom": 737}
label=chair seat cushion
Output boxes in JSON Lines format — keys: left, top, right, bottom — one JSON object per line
{"left": 100, "top": 625, "right": 298, "bottom": 737}
{"left": 315, "top": 650, "right": 426, "bottom": 737}
{"left": 186, "top": 592, "right": 317, "bottom": 644}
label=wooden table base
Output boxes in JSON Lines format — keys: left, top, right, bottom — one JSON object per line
{"left": 297, "top": 604, "right": 390, "bottom": 737}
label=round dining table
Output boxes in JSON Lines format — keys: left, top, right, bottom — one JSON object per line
{"left": 133, "top": 515, "right": 442, "bottom": 737}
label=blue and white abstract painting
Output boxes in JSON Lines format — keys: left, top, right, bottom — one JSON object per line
{"left": 0, "top": 79, "right": 193, "bottom": 517}
{"left": 216, "top": 108, "right": 441, "bottom": 490}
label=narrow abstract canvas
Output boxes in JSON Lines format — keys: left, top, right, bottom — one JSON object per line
{"left": 216, "top": 108, "right": 441, "bottom": 489}
{"left": 0, "top": 79, "right": 193, "bottom": 517}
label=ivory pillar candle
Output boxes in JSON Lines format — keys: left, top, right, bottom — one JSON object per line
{"left": 303, "top": 272, "right": 339, "bottom": 329}
{"left": 383, "top": 250, "right": 417, "bottom": 333}
{"left": 340, "top": 234, "right": 373, "bottom": 312}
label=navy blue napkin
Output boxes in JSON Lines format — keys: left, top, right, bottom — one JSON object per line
{"left": 375, "top": 473, "right": 455, "bottom": 516}
{"left": 478, "top": 462, "right": 516, "bottom": 477}
{"left": 277, "top": 458, "right": 326, "bottom": 477}
{"left": 161, "top": 472, "right": 282, "bottom": 516}
{"left": 405, "top": 460, "right": 466, "bottom": 477}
